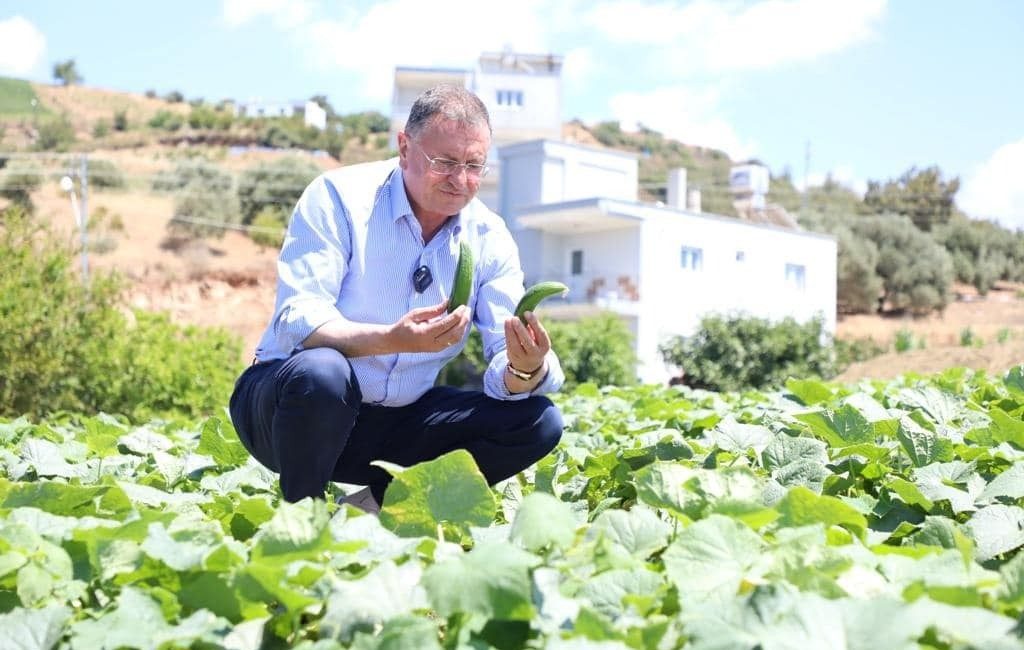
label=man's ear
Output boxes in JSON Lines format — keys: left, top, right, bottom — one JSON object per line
{"left": 397, "top": 131, "right": 409, "bottom": 166}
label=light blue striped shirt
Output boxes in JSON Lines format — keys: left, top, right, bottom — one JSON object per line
{"left": 254, "top": 158, "right": 564, "bottom": 406}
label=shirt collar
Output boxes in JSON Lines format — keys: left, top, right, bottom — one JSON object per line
{"left": 387, "top": 165, "right": 465, "bottom": 237}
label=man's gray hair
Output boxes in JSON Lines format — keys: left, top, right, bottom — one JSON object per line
{"left": 404, "top": 84, "right": 491, "bottom": 137}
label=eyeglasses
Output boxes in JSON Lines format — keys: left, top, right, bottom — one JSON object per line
{"left": 419, "top": 149, "right": 490, "bottom": 178}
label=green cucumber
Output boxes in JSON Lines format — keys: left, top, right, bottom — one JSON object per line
{"left": 448, "top": 239, "right": 473, "bottom": 313}
{"left": 514, "top": 281, "right": 569, "bottom": 321}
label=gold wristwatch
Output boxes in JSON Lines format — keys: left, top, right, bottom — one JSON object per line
{"left": 506, "top": 362, "right": 543, "bottom": 381}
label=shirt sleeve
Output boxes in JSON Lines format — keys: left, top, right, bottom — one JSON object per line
{"left": 264, "top": 175, "right": 351, "bottom": 356}
{"left": 472, "top": 224, "right": 565, "bottom": 401}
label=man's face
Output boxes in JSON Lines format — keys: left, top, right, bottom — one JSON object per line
{"left": 398, "top": 117, "right": 490, "bottom": 223}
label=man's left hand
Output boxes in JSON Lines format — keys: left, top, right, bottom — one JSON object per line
{"left": 504, "top": 311, "right": 550, "bottom": 380}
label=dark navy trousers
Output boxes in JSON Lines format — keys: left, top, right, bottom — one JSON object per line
{"left": 228, "top": 347, "right": 564, "bottom": 503}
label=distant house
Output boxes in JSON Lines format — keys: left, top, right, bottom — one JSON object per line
{"left": 498, "top": 139, "right": 837, "bottom": 384}
{"left": 234, "top": 99, "right": 327, "bottom": 130}
{"left": 391, "top": 49, "right": 563, "bottom": 209}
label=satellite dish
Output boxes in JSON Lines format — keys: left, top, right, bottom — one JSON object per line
{"left": 60, "top": 176, "right": 74, "bottom": 192}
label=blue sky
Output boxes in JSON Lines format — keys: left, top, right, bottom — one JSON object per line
{"left": 2, "top": 1, "right": 1022, "bottom": 228}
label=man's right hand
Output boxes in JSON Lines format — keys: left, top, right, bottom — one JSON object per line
{"left": 388, "top": 302, "right": 471, "bottom": 353}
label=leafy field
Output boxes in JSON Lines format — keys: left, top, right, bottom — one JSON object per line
{"left": 5, "top": 369, "right": 1024, "bottom": 648}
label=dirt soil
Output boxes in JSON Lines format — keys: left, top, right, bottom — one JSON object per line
{"left": 21, "top": 146, "right": 1024, "bottom": 383}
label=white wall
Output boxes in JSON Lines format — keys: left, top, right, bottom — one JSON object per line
{"left": 474, "top": 73, "right": 561, "bottom": 144}
{"left": 632, "top": 208, "right": 836, "bottom": 383}
{"left": 498, "top": 140, "right": 638, "bottom": 221}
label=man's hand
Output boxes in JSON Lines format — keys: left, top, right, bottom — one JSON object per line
{"left": 388, "top": 302, "right": 471, "bottom": 353}
{"left": 504, "top": 311, "right": 550, "bottom": 391}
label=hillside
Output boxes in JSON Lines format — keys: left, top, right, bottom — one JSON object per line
{"left": 4, "top": 79, "right": 1023, "bottom": 383}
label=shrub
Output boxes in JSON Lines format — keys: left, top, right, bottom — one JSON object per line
{"left": 998, "top": 328, "right": 1013, "bottom": 344}
{"left": 960, "top": 327, "right": 980, "bottom": 348}
{"left": 437, "top": 312, "right": 638, "bottom": 390}
{"left": 894, "top": 328, "right": 916, "bottom": 353}
{"left": 148, "top": 110, "right": 183, "bottom": 131}
{"left": 0, "top": 206, "right": 243, "bottom": 421}
{"left": 0, "top": 159, "right": 43, "bottom": 212}
{"left": 92, "top": 120, "right": 110, "bottom": 138}
{"left": 88, "top": 159, "right": 125, "bottom": 189}
{"left": 237, "top": 156, "right": 321, "bottom": 224}
{"left": 34, "top": 114, "right": 76, "bottom": 151}
{"left": 834, "top": 336, "right": 887, "bottom": 370}
{"left": 113, "top": 109, "right": 128, "bottom": 131}
{"left": 249, "top": 206, "right": 288, "bottom": 249}
{"left": 154, "top": 160, "right": 239, "bottom": 239}
{"left": 659, "top": 313, "right": 835, "bottom": 392}
{"left": 546, "top": 313, "right": 638, "bottom": 388}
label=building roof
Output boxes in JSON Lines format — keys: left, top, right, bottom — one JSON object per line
{"left": 515, "top": 196, "right": 835, "bottom": 241}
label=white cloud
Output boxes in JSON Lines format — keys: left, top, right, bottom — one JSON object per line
{"left": 301, "top": 0, "right": 554, "bottom": 103}
{"left": 959, "top": 139, "right": 1024, "bottom": 230}
{"left": 222, "top": 0, "right": 314, "bottom": 28}
{"left": 607, "top": 85, "right": 756, "bottom": 159}
{"left": 0, "top": 16, "right": 46, "bottom": 77}
{"left": 587, "top": 0, "right": 886, "bottom": 73}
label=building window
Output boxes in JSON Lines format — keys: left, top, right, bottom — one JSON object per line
{"left": 785, "top": 263, "right": 806, "bottom": 290}
{"left": 736, "top": 250, "right": 745, "bottom": 262}
{"left": 496, "top": 89, "right": 524, "bottom": 107}
{"left": 681, "top": 246, "right": 703, "bottom": 271}
{"left": 571, "top": 250, "right": 583, "bottom": 276}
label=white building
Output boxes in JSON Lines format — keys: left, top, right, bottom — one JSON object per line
{"left": 234, "top": 100, "right": 327, "bottom": 130}
{"left": 499, "top": 139, "right": 837, "bottom": 384}
{"left": 391, "top": 50, "right": 563, "bottom": 209}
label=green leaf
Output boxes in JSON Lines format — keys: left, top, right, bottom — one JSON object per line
{"left": 509, "top": 492, "right": 577, "bottom": 552}
{"left": 586, "top": 507, "right": 672, "bottom": 559}
{"left": 776, "top": 486, "right": 867, "bottom": 540}
{"left": 981, "top": 462, "right": 1024, "bottom": 504}
{"left": 378, "top": 450, "right": 496, "bottom": 539}
{"left": 662, "top": 514, "right": 767, "bottom": 601}
{"left": 897, "top": 418, "right": 955, "bottom": 467}
{"left": 707, "top": 417, "right": 773, "bottom": 454}
{"left": 914, "top": 516, "right": 975, "bottom": 565}
{"left": 0, "top": 605, "right": 71, "bottom": 650}
{"left": 966, "top": 504, "right": 1024, "bottom": 561}
{"left": 886, "top": 477, "right": 934, "bottom": 511}
{"left": 320, "top": 562, "right": 429, "bottom": 643}
{"left": 576, "top": 568, "right": 663, "bottom": 620}
{"left": 2, "top": 481, "right": 133, "bottom": 519}
{"left": 794, "top": 404, "right": 875, "bottom": 448}
{"left": 350, "top": 615, "right": 441, "bottom": 650}
{"left": 633, "top": 462, "right": 700, "bottom": 518}
{"left": 251, "top": 498, "right": 332, "bottom": 562}
{"left": 195, "top": 417, "right": 249, "bottom": 467}
{"left": 1005, "top": 365, "right": 1024, "bottom": 395}
{"left": 913, "top": 462, "right": 984, "bottom": 514}
{"left": 895, "top": 387, "right": 964, "bottom": 427}
{"left": 422, "top": 541, "right": 538, "bottom": 620}
{"left": 785, "top": 378, "right": 834, "bottom": 405}
{"left": 987, "top": 408, "right": 1024, "bottom": 448}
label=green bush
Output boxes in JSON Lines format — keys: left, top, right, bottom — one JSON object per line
{"left": 148, "top": 110, "right": 183, "bottom": 131}
{"left": 0, "top": 206, "right": 242, "bottom": 421}
{"left": 92, "top": 119, "right": 110, "bottom": 138}
{"left": 0, "top": 159, "right": 43, "bottom": 212}
{"left": 894, "top": 328, "right": 916, "bottom": 353}
{"left": 154, "top": 160, "right": 239, "bottom": 239}
{"left": 113, "top": 109, "right": 128, "bottom": 131}
{"left": 834, "top": 336, "right": 887, "bottom": 370}
{"left": 237, "top": 156, "right": 321, "bottom": 225}
{"left": 249, "top": 206, "right": 288, "bottom": 249}
{"left": 88, "top": 158, "right": 125, "bottom": 189}
{"left": 34, "top": 113, "right": 76, "bottom": 151}
{"left": 437, "top": 312, "right": 638, "bottom": 389}
{"left": 659, "top": 313, "right": 835, "bottom": 392}
{"left": 547, "top": 313, "right": 638, "bottom": 388}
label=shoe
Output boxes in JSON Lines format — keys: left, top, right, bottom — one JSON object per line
{"left": 336, "top": 486, "right": 380, "bottom": 515}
